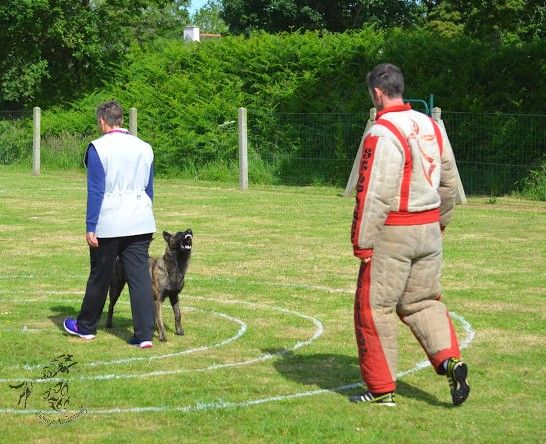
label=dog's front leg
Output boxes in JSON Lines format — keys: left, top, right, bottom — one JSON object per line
{"left": 106, "top": 270, "right": 121, "bottom": 328}
{"left": 169, "top": 294, "right": 184, "bottom": 336}
{"left": 106, "top": 264, "right": 125, "bottom": 328}
{"left": 106, "top": 301, "right": 114, "bottom": 329}
{"left": 155, "top": 298, "right": 167, "bottom": 342}
{"left": 106, "top": 286, "right": 120, "bottom": 328}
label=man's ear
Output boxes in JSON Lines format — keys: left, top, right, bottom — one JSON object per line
{"left": 372, "top": 87, "right": 383, "bottom": 101}
{"left": 97, "top": 117, "right": 107, "bottom": 134}
{"left": 163, "top": 231, "right": 172, "bottom": 242}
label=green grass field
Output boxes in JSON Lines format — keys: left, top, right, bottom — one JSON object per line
{"left": 0, "top": 167, "right": 544, "bottom": 443}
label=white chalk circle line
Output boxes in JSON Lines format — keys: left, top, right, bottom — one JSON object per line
{"left": 0, "top": 295, "right": 324, "bottom": 383}
{"left": 0, "top": 311, "right": 474, "bottom": 416}
{"left": 14, "top": 307, "right": 247, "bottom": 370}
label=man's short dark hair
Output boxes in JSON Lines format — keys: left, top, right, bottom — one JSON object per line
{"left": 96, "top": 101, "right": 124, "bottom": 127}
{"left": 366, "top": 63, "right": 404, "bottom": 98}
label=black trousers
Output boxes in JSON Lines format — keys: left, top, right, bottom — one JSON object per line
{"left": 77, "top": 233, "right": 155, "bottom": 341}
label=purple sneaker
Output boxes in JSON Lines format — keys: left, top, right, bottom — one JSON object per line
{"left": 63, "top": 318, "right": 95, "bottom": 340}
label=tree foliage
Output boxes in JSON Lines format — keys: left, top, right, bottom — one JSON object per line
{"left": 0, "top": 1, "right": 544, "bottom": 190}
{"left": 30, "top": 30, "right": 544, "bottom": 175}
{"left": 191, "top": 0, "right": 228, "bottom": 34}
{"left": 1, "top": 0, "right": 542, "bottom": 109}
{"left": 2, "top": 28, "right": 544, "bottom": 190}
{"left": 221, "top": 0, "right": 421, "bottom": 34}
{"left": 220, "top": 0, "right": 545, "bottom": 43}
{"left": 427, "top": 0, "right": 545, "bottom": 42}
{"left": 0, "top": 0, "right": 190, "bottom": 108}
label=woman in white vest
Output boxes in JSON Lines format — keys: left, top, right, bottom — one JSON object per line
{"left": 64, "top": 101, "right": 156, "bottom": 348}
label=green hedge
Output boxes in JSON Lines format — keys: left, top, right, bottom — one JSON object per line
{"left": 2, "top": 28, "right": 545, "bottom": 193}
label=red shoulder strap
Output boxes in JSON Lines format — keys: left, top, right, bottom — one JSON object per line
{"left": 375, "top": 118, "right": 412, "bottom": 212}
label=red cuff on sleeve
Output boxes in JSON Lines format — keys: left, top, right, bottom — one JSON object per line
{"left": 354, "top": 248, "right": 373, "bottom": 260}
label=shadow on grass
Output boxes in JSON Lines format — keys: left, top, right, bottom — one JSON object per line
{"left": 396, "top": 380, "right": 451, "bottom": 408}
{"left": 264, "top": 349, "right": 360, "bottom": 398}
{"left": 47, "top": 304, "right": 134, "bottom": 342}
{"left": 267, "top": 349, "right": 452, "bottom": 407}
{"left": 48, "top": 305, "right": 78, "bottom": 333}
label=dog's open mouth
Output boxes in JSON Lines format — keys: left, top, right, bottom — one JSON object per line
{"left": 182, "top": 234, "right": 192, "bottom": 250}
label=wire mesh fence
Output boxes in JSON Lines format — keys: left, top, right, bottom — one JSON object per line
{"left": 248, "top": 111, "right": 367, "bottom": 186}
{"left": 2, "top": 107, "right": 544, "bottom": 196}
{"left": 442, "top": 111, "right": 545, "bottom": 195}
{"left": 40, "top": 130, "right": 91, "bottom": 169}
{"left": 1, "top": 109, "right": 100, "bottom": 169}
{"left": 0, "top": 110, "right": 32, "bottom": 165}
{"left": 248, "top": 110, "right": 545, "bottom": 195}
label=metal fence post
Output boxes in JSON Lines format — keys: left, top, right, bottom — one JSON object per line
{"left": 129, "top": 107, "right": 138, "bottom": 136}
{"left": 431, "top": 106, "right": 441, "bottom": 122}
{"left": 32, "top": 107, "right": 41, "bottom": 175}
{"left": 238, "top": 107, "right": 248, "bottom": 191}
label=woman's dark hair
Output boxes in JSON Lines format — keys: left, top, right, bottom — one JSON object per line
{"left": 96, "top": 101, "right": 124, "bottom": 126}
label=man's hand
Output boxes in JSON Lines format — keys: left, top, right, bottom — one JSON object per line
{"left": 363, "top": 258, "right": 371, "bottom": 264}
{"left": 86, "top": 232, "right": 99, "bottom": 248}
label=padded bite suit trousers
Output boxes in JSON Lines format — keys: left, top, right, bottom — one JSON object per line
{"left": 354, "top": 222, "right": 461, "bottom": 394}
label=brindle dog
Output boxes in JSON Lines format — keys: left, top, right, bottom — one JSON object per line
{"left": 106, "top": 229, "right": 193, "bottom": 341}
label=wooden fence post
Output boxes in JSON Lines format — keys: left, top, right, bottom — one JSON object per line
{"left": 129, "top": 107, "right": 138, "bottom": 136}
{"left": 32, "top": 107, "right": 41, "bottom": 176}
{"left": 238, "top": 107, "right": 248, "bottom": 191}
{"left": 342, "top": 108, "right": 376, "bottom": 197}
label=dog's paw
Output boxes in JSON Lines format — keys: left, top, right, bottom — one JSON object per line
{"left": 159, "top": 336, "right": 167, "bottom": 342}
{"left": 176, "top": 329, "right": 185, "bottom": 336}
{"left": 105, "top": 322, "right": 113, "bottom": 328}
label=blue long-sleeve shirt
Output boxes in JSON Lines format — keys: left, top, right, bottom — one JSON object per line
{"left": 85, "top": 144, "right": 154, "bottom": 233}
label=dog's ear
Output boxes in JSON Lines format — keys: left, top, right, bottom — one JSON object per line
{"left": 163, "top": 231, "right": 172, "bottom": 242}
{"left": 187, "top": 229, "right": 193, "bottom": 235}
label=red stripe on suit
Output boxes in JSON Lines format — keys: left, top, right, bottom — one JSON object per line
{"left": 351, "top": 135, "right": 378, "bottom": 254}
{"left": 354, "top": 262, "right": 396, "bottom": 393}
{"left": 375, "top": 119, "right": 412, "bottom": 212}
{"left": 430, "top": 313, "right": 461, "bottom": 371}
